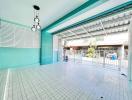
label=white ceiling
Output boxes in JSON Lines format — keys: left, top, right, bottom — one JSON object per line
{"left": 0, "top": 0, "right": 87, "bottom": 28}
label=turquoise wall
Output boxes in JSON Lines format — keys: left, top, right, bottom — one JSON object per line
{"left": 0, "top": 48, "right": 40, "bottom": 69}
{"left": 41, "top": 31, "right": 53, "bottom": 64}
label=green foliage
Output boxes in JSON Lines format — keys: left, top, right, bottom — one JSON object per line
{"left": 86, "top": 47, "right": 95, "bottom": 58}
{"left": 86, "top": 41, "right": 96, "bottom": 58}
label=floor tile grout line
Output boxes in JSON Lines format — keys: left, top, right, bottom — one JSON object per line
{"left": 3, "top": 69, "right": 10, "bottom": 100}
{"left": 17, "top": 70, "right": 24, "bottom": 100}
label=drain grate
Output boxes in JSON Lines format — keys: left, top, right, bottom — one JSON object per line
{"left": 121, "top": 73, "right": 127, "bottom": 77}
{"left": 97, "top": 96, "right": 104, "bottom": 99}
{"left": 100, "top": 96, "right": 103, "bottom": 99}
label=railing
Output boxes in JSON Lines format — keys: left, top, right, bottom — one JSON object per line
{"left": 68, "top": 54, "right": 128, "bottom": 74}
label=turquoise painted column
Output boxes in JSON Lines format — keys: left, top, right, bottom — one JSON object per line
{"left": 40, "top": 31, "right": 53, "bottom": 64}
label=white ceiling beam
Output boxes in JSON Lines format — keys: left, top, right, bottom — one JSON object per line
{"left": 67, "top": 30, "right": 81, "bottom": 40}
{"left": 99, "top": 20, "right": 107, "bottom": 36}
{"left": 81, "top": 25, "right": 93, "bottom": 38}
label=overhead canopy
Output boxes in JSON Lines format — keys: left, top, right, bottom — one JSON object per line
{"left": 47, "top": 0, "right": 131, "bottom": 33}
{"left": 57, "top": 9, "right": 131, "bottom": 41}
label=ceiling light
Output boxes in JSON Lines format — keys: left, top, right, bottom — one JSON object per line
{"left": 36, "top": 23, "right": 41, "bottom": 30}
{"left": 31, "top": 5, "right": 41, "bottom": 31}
{"left": 31, "top": 25, "right": 36, "bottom": 32}
{"left": 34, "top": 16, "right": 40, "bottom": 23}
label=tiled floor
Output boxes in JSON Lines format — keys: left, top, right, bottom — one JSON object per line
{"left": 0, "top": 62, "right": 132, "bottom": 100}
{"left": 0, "top": 69, "right": 7, "bottom": 100}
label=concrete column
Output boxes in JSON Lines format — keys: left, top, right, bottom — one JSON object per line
{"left": 121, "top": 45, "right": 125, "bottom": 60}
{"left": 128, "top": 20, "right": 132, "bottom": 81}
{"left": 53, "top": 35, "right": 64, "bottom": 63}
{"left": 53, "top": 35, "right": 59, "bottom": 63}
{"left": 58, "top": 38, "right": 63, "bottom": 62}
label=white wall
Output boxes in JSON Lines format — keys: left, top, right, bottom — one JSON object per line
{"left": 0, "top": 21, "right": 40, "bottom": 48}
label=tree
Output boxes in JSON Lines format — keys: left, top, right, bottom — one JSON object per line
{"left": 86, "top": 41, "right": 96, "bottom": 58}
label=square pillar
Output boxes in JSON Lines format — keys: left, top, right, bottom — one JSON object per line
{"left": 128, "top": 20, "right": 132, "bottom": 81}
{"left": 53, "top": 35, "right": 59, "bottom": 63}
{"left": 121, "top": 45, "right": 125, "bottom": 60}
{"left": 53, "top": 35, "right": 63, "bottom": 63}
{"left": 40, "top": 31, "right": 53, "bottom": 64}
